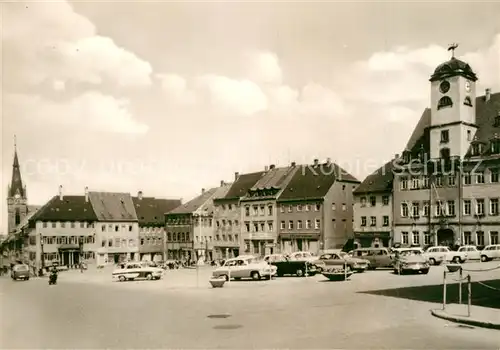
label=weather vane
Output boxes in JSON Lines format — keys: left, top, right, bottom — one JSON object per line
{"left": 14, "top": 134, "right": 17, "bottom": 150}
{"left": 448, "top": 43, "right": 459, "bottom": 58}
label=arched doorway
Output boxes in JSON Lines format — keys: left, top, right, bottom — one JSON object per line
{"left": 437, "top": 228, "right": 454, "bottom": 246}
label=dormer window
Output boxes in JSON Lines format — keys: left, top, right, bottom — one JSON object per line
{"left": 437, "top": 96, "right": 453, "bottom": 110}
{"left": 471, "top": 143, "right": 483, "bottom": 156}
{"left": 440, "top": 147, "right": 450, "bottom": 159}
{"left": 491, "top": 139, "right": 500, "bottom": 154}
{"left": 463, "top": 96, "right": 473, "bottom": 107}
{"left": 440, "top": 130, "right": 449, "bottom": 143}
{"left": 494, "top": 115, "right": 500, "bottom": 127}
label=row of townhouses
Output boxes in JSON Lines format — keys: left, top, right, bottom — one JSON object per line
{"left": 353, "top": 54, "right": 500, "bottom": 249}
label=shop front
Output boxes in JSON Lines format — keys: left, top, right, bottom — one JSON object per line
{"left": 279, "top": 233, "right": 320, "bottom": 254}
{"left": 354, "top": 232, "right": 391, "bottom": 248}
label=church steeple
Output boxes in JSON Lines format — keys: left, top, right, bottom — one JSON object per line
{"left": 8, "top": 135, "right": 25, "bottom": 199}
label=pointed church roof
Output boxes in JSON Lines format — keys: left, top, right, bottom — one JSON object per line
{"left": 9, "top": 139, "right": 25, "bottom": 198}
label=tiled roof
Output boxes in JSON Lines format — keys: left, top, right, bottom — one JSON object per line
{"left": 133, "top": 197, "right": 181, "bottom": 226}
{"left": 278, "top": 162, "right": 360, "bottom": 201}
{"left": 406, "top": 93, "right": 500, "bottom": 158}
{"left": 168, "top": 187, "right": 219, "bottom": 215}
{"left": 353, "top": 160, "right": 396, "bottom": 195}
{"left": 250, "top": 166, "right": 295, "bottom": 190}
{"left": 31, "top": 196, "right": 98, "bottom": 222}
{"left": 14, "top": 209, "right": 39, "bottom": 233}
{"left": 88, "top": 192, "right": 137, "bottom": 221}
{"left": 219, "top": 171, "right": 265, "bottom": 200}
{"left": 198, "top": 184, "right": 232, "bottom": 214}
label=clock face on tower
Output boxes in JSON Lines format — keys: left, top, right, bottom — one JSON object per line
{"left": 14, "top": 194, "right": 20, "bottom": 199}
{"left": 440, "top": 80, "right": 450, "bottom": 94}
{"left": 465, "top": 81, "right": 471, "bottom": 92}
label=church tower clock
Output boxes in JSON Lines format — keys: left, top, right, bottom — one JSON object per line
{"left": 429, "top": 44, "right": 478, "bottom": 160}
{"left": 7, "top": 136, "right": 28, "bottom": 234}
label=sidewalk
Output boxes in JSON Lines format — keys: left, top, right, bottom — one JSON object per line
{"left": 431, "top": 303, "right": 500, "bottom": 329}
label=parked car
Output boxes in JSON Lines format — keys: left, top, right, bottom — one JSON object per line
{"left": 424, "top": 246, "right": 467, "bottom": 264}
{"left": 457, "top": 245, "right": 481, "bottom": 261}
{"left": 313, "top": 249, "right": 369, "bottom": 273}
{"left": 264, "top": 254, "right": 317, "bottom": 277}
{"left": 287, "top": 251, "right": 317, "bottom": 262}
{"left": 352, "top": 247, "right": 394, "bottom": 269}
{"left": 212, "top": 256, "right": 277, "bottom": 281}
{"left": 393, "top": 248, "right": 430, "bottom": 275}
{"left": 480, "top": 244, "right": 500, "bottom": 262}
{"left": 112, "top": 262, "right": 164, "bottom": 282}
{"left": 11, "top": 263, "right": 30, "bottom": 281}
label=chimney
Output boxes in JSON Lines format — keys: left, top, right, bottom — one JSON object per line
{"left": 326, "top": 157, "right": 331, "bottom": 165}
{"left": 220, "top": 180, "right": 225, "bottom": 187}
{"left": 234, "top": 172, "right": 240, "bottom": 181}
{"left": 291, "top": 161, "right": 296, "bottom": 167}
{"left": 269, "top": 164, "right": 275, "bottom": 170}
{"left": 58, "top": 185, "right": 63, "bottom": 200}
{"left": 313, "top": 159, "right": 319, "bottom": 166}
{"left": 201, "top": 188, "right": 205, "bottom": 194}
{"left": 84, "top": 186, "right": 89, "bottom": 202}
{"left": 486, "top": 88, "right": 491, "bottom": 102}
{"left": 137, "top": 191, "right": 143, "bottom": 200}
{"left": 264, "top": 165, "right": 269, "bottom": 171}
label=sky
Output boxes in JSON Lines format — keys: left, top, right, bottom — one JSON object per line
{"left": 1, "top": 0, "right": 500, "bottom": 234}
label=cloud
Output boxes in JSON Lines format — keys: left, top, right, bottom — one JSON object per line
{"left": 6, "top": 92, "right": 149, "bottom": 135}
{"left": 157, "top": 73, "right": 197, "bottom": 105}
{"left": 246, "top": 52, "right": 283, "bottom": 84}
{"left": 3, "top": 1, "right": 152, "bottom": 89}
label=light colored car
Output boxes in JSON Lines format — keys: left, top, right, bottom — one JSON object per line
{"left": 287, "top": 251, "right": 317, "bottom": 262}
{"left": 393, "top": 248, "right": 430, "bottom": 275}
{"left": 11, "top": 264, "right": 30, "bottom": 281}
{"left": 480, "top": 244, "right": 500, "bottom": 262}
{"left": 212, "top": 256, "right": 277, "bottom": 281}
{"left": 313, "top": 250, "right": 370, "bottom": 272}
{"left": 112, "top": 262, "right": 164, "bottom": 282}
{"left": 457, "top": 245, "right": 481, "bottom": 261}
{"left": 352, "top": 248, "right": 394, "bottom": 269}
{"left": 424, "top": 246, "right": 467, "bottom": 265}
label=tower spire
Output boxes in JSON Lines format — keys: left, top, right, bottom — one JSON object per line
{"left": 9, "top": 135, "right": 24, "bottom": 198}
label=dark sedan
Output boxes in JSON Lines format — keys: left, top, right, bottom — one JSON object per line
{"left": 264, "top": 254, "right": 317, "bottom": 277}
{"left": 11, "top": 264, "right": 30, "bottom": 281}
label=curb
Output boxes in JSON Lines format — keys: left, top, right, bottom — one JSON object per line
{"left": 430, "top": 309, "right": 500, "bottom": 330}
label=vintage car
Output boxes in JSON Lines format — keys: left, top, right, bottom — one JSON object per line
{"left": 11, "top": 263, "right": 30, "bottom": 281}
{"left": 264, "top": 254, "right": 317, "bottom": 277}
{"left": 313, "top": 250, "right": 369, "bottom": 273}
{"left": 424, "top": 246, "right": 467, "bottom": 265}
{"left": 352, "top": 247, "right": 394, "bottom": 269}
{"left": 480, "top": 244, "right": 500, "bottom": 261}
{"left": 287, "top": 251, "right": 317, "bottom": 262}
{"left": 112, "top": 262, "right": 164, "bottom": 281}
{"left": 393, "top": 248, "right": 430, "bottom": 275}
{"left": 457, "top": 245, "right": 481, "bottom": 261}
{"left": 212, "top": 256, "right": 277, "bottom": 281}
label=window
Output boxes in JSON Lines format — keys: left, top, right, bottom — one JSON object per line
{"left": 280, "top": 221, "right": 285, "bottom": 230}
{"left": 331, "top": 203, "right": 336, "bottom": 210}
{"left": 423, "top": 231, "right": 431, "bottom": 245}
{"left": 52, "top": 222, "right": 56, "bottom": 228}
{"left": 490, "top": 168, "right": 499, "bottom": 183}
{"left": 305, "top": 204, "right": 311, "bottom": 211}
{"left": 422, "top": 176, "right": 429, "bottom": 188}
{"left": 435, "top": 175, "right": 443, "bottom": 187}
{"left": 61, "top": 222, "right": 65, "bottom": 228}
{"left": 288, "top": 205, "right": 293, "bottom": 213}
{"left": 436, "top": 201, "right": 443, "bottom": 217}
{"left": 297, "top": 220, "right": 303, "bottom": 229}
{"left": 423, "top": 201, "right": 430, "bottom": 217}
{"left": 245, "top": 222, "right": 250, "bottom": 232}
{"left": 437, "top": 96, "right": 453, "bottom": 110}
{"left": 342, "top": 204, "right": 346, "bottom": 211}
{"left": 476, "top": 231, "right": 485, "bottom": 246}
{"left": 296, "top": 204, "right": 302, "bottom": 212}
{"left": 253, "top": 206, "right": 258, "bottom": 215}
{"left": 491, "top": 231, "right": 499, "bottom": 245}
{"left": 253, "top": 223, "right": 259, "bottom": 232}
{"left": 471, "top": 143, "right": 482, "bottom": 156}
{"left": 370, "top": 216, "right": 376, "bottom": 226}
{"left": 280, "top": 205, "right": 284, "bottom": 213}
{"left": 315, "top": 219, "right": 321, "bottom": 229}
{"left": 402, "top": 232, "right": 409, "bottom": 245}
{"left": 401, "top": 203, "right": 409, "bottom": 217}
{"left": 447, "top": 200, "right": 455, "bottom": 216}
{"left": 412, "top": 231, "right": 420, "bottom": 245}
{"left": 400, "top": 177, "right": 408, "bottom": 190}
{"left": 463, "top": 173, "right": 471, "bottom": 185}
{"left": 306, "top": 220, "right": 312, "bottom": 229}
{"left": 463, "top": 231, "right": 472, "bottom": 245}
{"left": 412, "top": 202, "right": 419, "bottom": 217}
{"left": 448, "top": 175, "right": 456, "bottom": 186}
{"left": 260, "top": 222, "right": 265, "bottom": 232}
{"left": 464, "top": 96, "right": 473, "bottom": 106}
{"left": 259, "top": 205, "right": 265, "bottom": 215}
{"left": 467, "top": 130, "right": 472, "bottom": 141}
{"left": 216, "top": 221, "right": 220, "bottom": 228}
{"left": 491, "top": 140, "right": 500, "bottom": 154}
{"left": 288, "top": 221, "right": 294, "bottom": 230}
{"left": 315, "top": 203, "right": 321, "bottom": 211}
{"left": 361, "top": 216, "right": 367, "bottom": 226}
{"left": 383, "top": 216, "right": 389, "bottom": 226}
{"left": 490, "top": 198, "right": 499, "bottom": 215}
{"left": 360, "top": 197, "right": 366, "bottom": 207}
{"left": 382, "top": 196, "right": 389, "bottom": 205}
{"left": 476, "top": 172, "right": 485, "bottom": 184}
{"left": 476, "top": 199, "right": 485, "bottom": 216}
{"left": 370, "top": 196, "right": 376, "bottom": 206}
{"left": 440, "top": 130, "right": 449, "bottom": 143}
{"left": 267, "top": 205, "right": 273, "bottom": 216}
{"left": 440, "top": 148, "right": 450, "bottom": 159}
{"left": 245, "top": 206, "right": 250, "bottom": 216}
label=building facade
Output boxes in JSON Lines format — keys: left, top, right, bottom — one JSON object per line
{"left": 277, "top": 159, "right": 360, "bottom": 253}
{"left": 213, "top": 171, "right": 264, "bottom": 259}
{"left": 353, "top": 160, "right": 395, "bottom": 248}
{"left": 133, "top": 191, "right": 181, "bottom": 262}
{"left": 240, "top": 164, "right": 298, "bottom": 256}
{"left": 393, "top": 53, "right": 500, "bottom": 248}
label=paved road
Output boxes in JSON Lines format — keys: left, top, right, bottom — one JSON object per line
{"left": 1, "top": 262, "right": 499, "bottom": 349}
